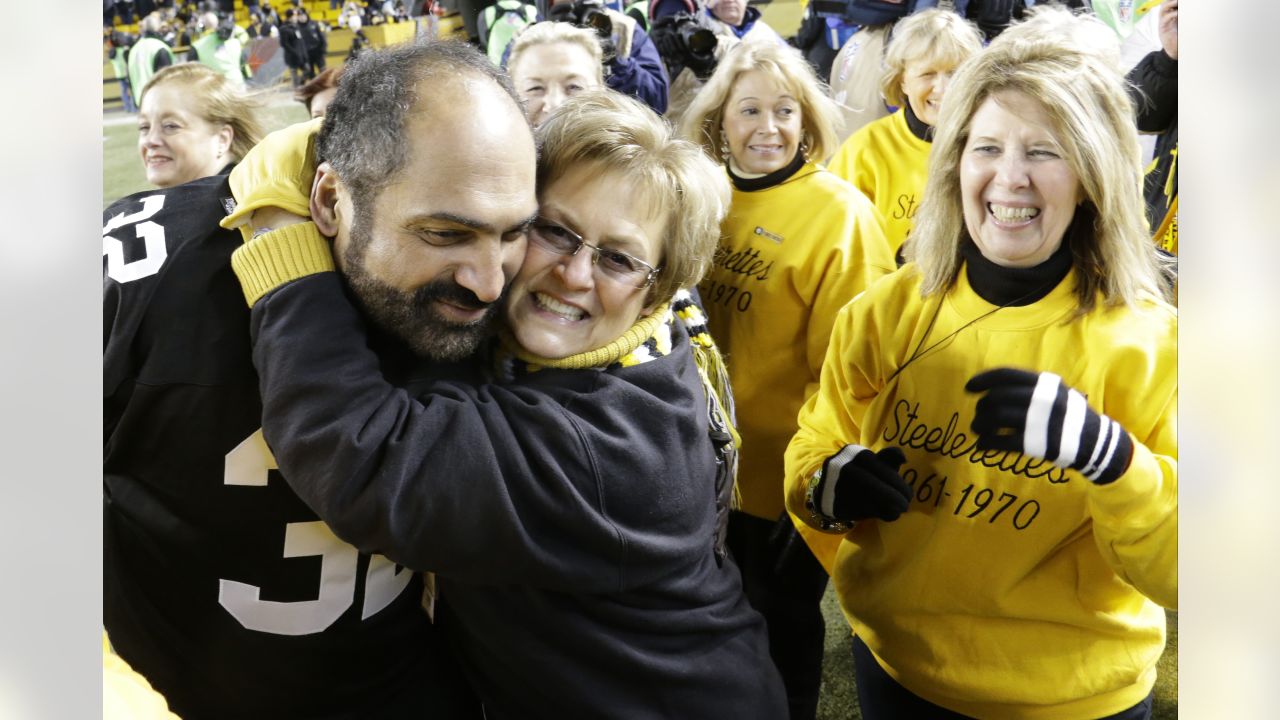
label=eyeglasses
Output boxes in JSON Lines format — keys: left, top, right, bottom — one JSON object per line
{"left": 528, "top": 218, "right": 661, "bottom": 290}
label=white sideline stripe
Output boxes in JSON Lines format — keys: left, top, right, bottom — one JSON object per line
{"left": 1025, "top": 374, "right": 1060, "bottom": 459}
{"left": 821, "top": 444, "right": 868, "bottom": 517}
{"left": 1059, "top": 389, "right": 1087, "bottom": 466}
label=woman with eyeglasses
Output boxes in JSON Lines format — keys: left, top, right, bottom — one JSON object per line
{"left": 223, "top": 88, "right": 787, "bottom": 717}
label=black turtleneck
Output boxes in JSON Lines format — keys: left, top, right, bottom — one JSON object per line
{"left": 903, "top": 101, "right": 934, "bottom": 142}
{"left": 962, "top": 238, "right": 1073, "bottom": 307}
{"left": 726, "top": 148, "right": 807, "bottom": 192}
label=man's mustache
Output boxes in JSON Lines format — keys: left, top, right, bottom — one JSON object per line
{"left": 413, "top": 279, "right": 497, "bottom": 315}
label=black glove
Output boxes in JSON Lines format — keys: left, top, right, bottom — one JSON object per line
{"left": 806, "top": 445, "right": 911, "bottom": 530}
{"left": 966, "top": 368, "right": 1134, "bottom": 485}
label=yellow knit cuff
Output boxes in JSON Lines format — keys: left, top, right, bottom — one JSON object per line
{"left": 230, "top": 222, "right": 335, "bottom": 308}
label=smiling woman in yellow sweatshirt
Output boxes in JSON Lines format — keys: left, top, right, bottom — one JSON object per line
{"left": 785, "top": 10, "right": 1177, "bottom": 720}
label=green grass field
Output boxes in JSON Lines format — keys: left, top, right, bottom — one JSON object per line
{"left": 103, "top": 94, "right": 1177, "bottom": 720}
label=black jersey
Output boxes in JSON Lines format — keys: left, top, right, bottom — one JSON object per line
{"left": 103, "top": 175, "right": 479, "bottom": 720}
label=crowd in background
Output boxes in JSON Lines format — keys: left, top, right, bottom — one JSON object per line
{"left": 104, "top": 1, "right": 1179, "bottom": 719}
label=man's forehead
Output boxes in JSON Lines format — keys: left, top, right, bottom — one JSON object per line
{"left": 403, "top": 73, "right": 521, "bottom": 119}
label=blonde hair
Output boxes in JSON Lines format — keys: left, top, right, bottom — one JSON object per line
{"left": 907, "top": 7, "right": 1170, "bottom": 312}
{"left": 880, "top": 9, "right": 983, "bottom": 108}
{"left": 997, "top": 5, "right": 1122, "bottom": 71}
{"left": 538, "top": 89, "right": 731, "bottom": 304}
{"left": 679, "top": 40, "right": 843, "bottom": 165}
{"left": 140, "top": 63, "right": 266, "bottom": 163}
{"left": 507, "top": 21, "right": 605, "bottom": 86}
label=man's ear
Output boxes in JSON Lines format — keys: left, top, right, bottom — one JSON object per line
{"left": 311, "top": 161, "right": 342, "bottom": 237}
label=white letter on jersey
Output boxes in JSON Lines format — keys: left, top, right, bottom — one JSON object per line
{"left": 103, "top": 195, "right": 168, "bottom": 284}
{"left": 219, "top": 429, "right": 415, "bottom": 635}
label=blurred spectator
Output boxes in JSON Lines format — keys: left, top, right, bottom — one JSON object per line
{"left": 176, "top": 1, "right": 199, "bottom": 25}
{"left": 190, "top": 12, "right": 251, "bottom": 87}
{"left": 119, "top": 0, "right": 137, "bottom": 24}
{"left": 261, "top": 1, "right": 281, "bottom": 26}
{"left": 507, "top": 21, "right": 604, "bottom": 127}
{"left": 279, "top": 8, "right": 307, "bottom": 86}
{"left": 478, "top": 0, "right": 536, "bottom": 64}
{"left": 297, "top": 8, "right": 328, "bottom": 80}
{"left": 1127, "top": 0, "right": 1177, "bottom": 255}
{"left": 544, "top": 0, "right": 670, "bottom": 114}
{"left": 136, "top": 62, "right": 265, "bottom": 188}
{"left": 346, "top": 14, "right": 371, "bottom": 59}
{"left": 788, "top": 4, "right": 840, "bottom": 84}
{"left": 826, "top": 9, "right": 984, "bottom": 257}
{"left": 650, "top": 11, "right": 734, "bottom": 128}
{"left": 296, "top": 66, "right": 343, "bottom": 118}
{"left": 338, "top": 0, "right": 364, "bottom": 27}
{"left": 827, "top": 15, "right": 911, "bottom": 145}
{"left": 127, "top": 14, "right": 175, "bottom": 107}
{"left": 106, "top": 30, "right": 139, "bottom": 113}
{"left": 704, "top": 0, "right": 781, "bottom": 44}
{"left": 246, "top": 11, "right": 277, "bottom": 38}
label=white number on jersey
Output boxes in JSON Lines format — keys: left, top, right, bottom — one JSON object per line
{"left": 103, "top": 195, "right": 168, "bottom": 284}
{"left": 218, "top": 429, "right": 414, "bottom": 636}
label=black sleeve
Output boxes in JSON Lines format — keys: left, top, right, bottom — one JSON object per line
{"left": 153, "top": 46, "right": 173, "bottom": 71}
{"left": 1127, "top": 49, "right": 1177, "bottom": 134}
{"left": 606, "top": 27, "right": 669, "bottom": 114}
{"left": 251, "top": 273, "right": 635, "bottom": 592}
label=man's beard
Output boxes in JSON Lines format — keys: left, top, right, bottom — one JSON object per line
{"left": 341, "top": 214, "right": 503, "bottom": 362}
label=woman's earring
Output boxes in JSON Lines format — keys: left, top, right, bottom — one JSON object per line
{"left": 718, "top": 135, "right": 731, "bottom": 164}
{"left": 800, "top": 132, "right": 811, "bottom": 161}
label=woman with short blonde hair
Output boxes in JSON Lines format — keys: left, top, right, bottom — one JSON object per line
{"left": 538, "top": 89, "right": 729, "bottom": 304}
{"left": 137, "top": 63, "right": 265, "bottom": 188}
{"left": 507, "top": 21, "right": 605, "bottom": 126}
{"left": 828, "top": 9, "right": 983, "bottom": 255}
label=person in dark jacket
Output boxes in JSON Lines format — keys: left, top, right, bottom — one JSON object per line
{"left": 297, "top": 7, "right": 328, "bottom": 80}
{"left": 544, "top": 0, "right": 671, "bottom": 113}
{"left": 278, "top": 8, "right": 307, "bottom": 86}
{"left": 1127, "top": 0, "right": 1177, "bottom": 256}
{"left": 224, "top": 89, "right": 787, "bottom": 719}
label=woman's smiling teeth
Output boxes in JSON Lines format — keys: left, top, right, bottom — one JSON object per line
{"left": 534, "top": 292, "right": 586, "bottom": 321}
{"left": 988, "top": 203, "right": 1040, "bottom": 223}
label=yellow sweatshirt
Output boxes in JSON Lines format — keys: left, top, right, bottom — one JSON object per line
{"left": 785, "top": 264, "right": 1177, "bottom": 719}
{"left": 826, "top": 108, "right": 931, "bottom": 256}
{"left": 701, "top": 162, "right": 893, "bottom": 568}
